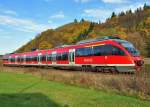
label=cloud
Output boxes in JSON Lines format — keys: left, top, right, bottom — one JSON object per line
{"left": 0, "top": 29, "right": 12, "bottom": 39}
{"left": 0, "top": 15, "right": 50, "bottom": 33}
{"left": 0, "top": 7, "right": 18, "bottom": 16}
{"left": 101, "top": 0, "right": 129, "bottom": 4}
{"left": 50, "top": 11, "right": 65, "bottom": 19}
{"left": 115, "top": 3, "right": 144, "bottom": 13}
{"left": 3, "top": 10, "right": 18, "bottom": 16}
{"left": 83, "top": 8, "right": 112, "bottom": 22}
{"left": 75, "top": 0, "right": 91, "bottom": 3}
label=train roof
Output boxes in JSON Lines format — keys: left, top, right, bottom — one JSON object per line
{"left": 76, "top": 36, "right": 121, "bottom": 45}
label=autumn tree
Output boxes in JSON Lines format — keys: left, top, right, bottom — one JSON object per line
{"left": 39, "top": 41, "right": 53, "bottom": 50}
{"left": 144, "top": 3, "right": 150, "bottom": 10}
{"left": 111, "top": 12, "right": 116, "bottom": 18}
{"left": 119, "top": 11, "right": 125, "bottom": 16}
{"left": 80, "top": 18, "right": 85, "bottom": 23}
{"left": 74, "top": 19, "right": 78, "bottom": 23}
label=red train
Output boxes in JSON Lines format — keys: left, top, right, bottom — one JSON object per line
{"left": 2, "top": 36, "right": 144, "bottom": 73}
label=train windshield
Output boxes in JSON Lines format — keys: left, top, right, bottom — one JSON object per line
{"left": 121, "top": 42, "right": 140, "bottom": 56}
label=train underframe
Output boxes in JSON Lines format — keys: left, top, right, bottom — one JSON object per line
{"left": 3, "top": 63, "right": 138, "bottom": 74}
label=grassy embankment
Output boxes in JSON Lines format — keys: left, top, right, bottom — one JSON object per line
{"left": 1, "top": 63, "right": 150, "bottom": 100}
{"left": 0, "top": 71, "right": 150, "bottom": 107}
{"left": 0, "top": 58, "right": 150, "bottom": 102}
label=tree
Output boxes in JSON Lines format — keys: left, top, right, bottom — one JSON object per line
{"left": 144, "top": 3, "right": 150, "bottom": 10}
{"left": 119, "top": 11, "right": 125, "bottom": 16}
{"left": 80, "top": 18, "right": 85, "bottom": 23}
{"left": 39, "top": 41, "right": 53, "bottom": 50}
{"left": 98, "top": 20, "right": 101, "bottom": 24}
{"left": 129, "top": 9, "right": 132, "bottom": 14}
{"left": 74, "top": 19, "right": 78, "bottom": 23}
{"left": 87, "top": 22, "right": 95, "bottom": 34}
{"left": 111, "top": 12, "right": 116, "bottom": 18}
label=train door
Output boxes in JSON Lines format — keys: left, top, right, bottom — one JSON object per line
{"left": 69, "top": 49, "right": 75, "bottom": 65}
{"left": 9, "top": 56, "right": 11, "bottom": 64}
{"left": 23, "top": 55, "right": 26, "bottom": 65}
{"left": 52, "top": 51, "right": 57, "bottom": 65}
{"left": 38, "top": 53, "right": 42, "bottom": 65}
{"left": 15, "top": 56, "right": 18, "bottom": 64}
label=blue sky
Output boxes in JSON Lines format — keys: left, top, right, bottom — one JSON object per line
{"left": 0, "top": 0, "right": 150, "bottom": 55}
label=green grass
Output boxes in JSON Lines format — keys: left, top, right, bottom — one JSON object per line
{"left": 0, "top": 72, "right": 150, "bottom": 107}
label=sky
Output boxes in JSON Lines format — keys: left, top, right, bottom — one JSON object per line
{"left": 0, "top": 0, "right": 150, "bottom": 55}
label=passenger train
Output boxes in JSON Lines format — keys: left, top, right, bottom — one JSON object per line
{"left": 2, "top": 36, "right": 144, "bottom": 73}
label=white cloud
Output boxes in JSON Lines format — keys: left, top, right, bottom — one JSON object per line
{"left": 102, "top": 0, "right": 129, "bottom": 4}
{"left": 3, "top": 10, "right": 18, "bottom": 16}
{"left": 115, "top": 3, "right": 144, "bottom": 13}
{"left": 75, "top": 0, "right": 91, "bottom": 3}
{"left": 83, "top": 8, "right": 112, "bottom": 22}
{"left": 0, "top": 15, "right": 50, "bottom": 33}
{"left": 0, "top": 7, "right": 18, "bottom": 16}
{"left": 0, "top": 29, "right": 12, "bottom": 39}
{"left": 50, "top": 11, "right": 65, "bottom": 19}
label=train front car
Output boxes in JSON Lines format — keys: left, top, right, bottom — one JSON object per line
{"left": 115, "top": 39, "right": 144, "bottom": 72}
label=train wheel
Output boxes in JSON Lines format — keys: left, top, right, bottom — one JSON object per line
{"left": 82, "top": 66, "right": 88, "bottom": 72}
{"left": 81, "top": 66, "right": 85, "bottom": 72}
{"left": 96, "top": 67, "right": 104, "bottom": 72}
{"left": 87, "top": 65, "right": 92, "bottom": 72}
{"left": 110, "top": 67, "right": 118, "bottom": 74}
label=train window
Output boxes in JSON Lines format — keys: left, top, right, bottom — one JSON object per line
{"left": 20, "top": 57, "right": 24, "bottom": 62}
{"left": 26, "top": 57, "right": 28, "bottom": 62}
{"left": 76, "top": 47, "right": 93, "bottom": 57}
{"left": 56, "top": 53, "right": 62, "bottom": 60}
{"left": 61, "top": 52, "right": 68, "bottom": 60}
{"left": 32, "top": 56, "right": 38, "bottom": 61}
{"left": 13, "top": 58, "right": 15, "bottom": 62}
{"left": 3, "top": 58, "right": 5, "bottom": 61}
{"left": 52, "top": 53, "right": 56, "bottom": 61}
{"left": 26, "top": 56, "right": 31, "bottom": 62}
{"left": 93, "top": 45, "right": 112, "bottom": 56}
{"left": 47, "top": 54, "right": 52, "bottom": 61}
{"left": 10, "top": 58, "right": 15, "bottom": 62}
{"left": 41, "top": 55, "right": 46, "bottom": 61}
{"left": 27, "top": 57, "right": 29, "bottom": 62}
{"left": 29, "top": 57, "right": 31, "bottom": 61}
{"left": 25, "top": 57, "right": 28, "bottom": 62}
{"left": 112, "top": 46, "right": 126, "bottom": 56}
{"left": 10, "top": 58, "right": 11, "bottom": 62}
{"left": 3, "top": 58, "right": 8, "bottom": 62}
{"left": 17, "top": 57, "right": 21, "bottom": 62}
{"left": 93, "top": 45, "right": 126, "bottom": 56}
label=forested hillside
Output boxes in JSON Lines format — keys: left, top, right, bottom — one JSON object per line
{"left": 16, "top": 4, "right": 150, "bottom": 57}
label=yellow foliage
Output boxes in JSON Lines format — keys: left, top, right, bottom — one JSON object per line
{"left": 145, "top": 17, "right": 150, "bottom": 25}
{"left": 39, "top": 41, "right": 53, "bottom": 50}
